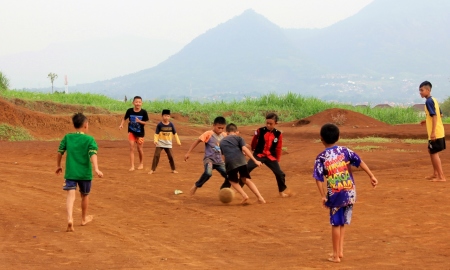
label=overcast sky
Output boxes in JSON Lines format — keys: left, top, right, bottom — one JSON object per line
{"left": 0, "top": 0, "right": 373, "bottom": 57}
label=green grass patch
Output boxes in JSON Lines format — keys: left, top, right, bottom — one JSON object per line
{"left": 401, "top": 139, "right": 428, "bottom": 144}
{"left": 0, "top": 124, "right": 34, "bottom": 141}
{"left": 1, "top": 90, "right": 423, "bottom": 126}
{"left": 338, "top": 137, "right": 392, "bottom": 143}
{"left": 442, "top": 117, "right": 450, "bottom": 124}
{"left": 394, "top": 149, "right": 421, "bottom": 152}
{"left": 352, "top": 145, "right": 383, "bottom": 151}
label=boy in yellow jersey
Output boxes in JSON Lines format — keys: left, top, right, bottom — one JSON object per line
{"left": 419, "top": 81, "right": 446, "bottom": 182}
{"left": 149, "top": 109, "right": 181, "bottom": 174}
{"left": 56, "top": 113, "right": 103, "bottom": 232}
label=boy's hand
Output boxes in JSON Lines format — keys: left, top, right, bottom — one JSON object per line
{"left": 55, "top": 167, "right": 63, "bottom": 175}
{"left": 430, "top": 132, "right": 436, "bottom": 141}
{"left": 184, "top": 153, "right": 190, "bottom": 162}
{"left": 154, "top": 141, "right": 158, "bottom": 146}
{"left": 119, "top": 124, "right": 123, "bottom": 129}
{"left": 321, "top": 197, "right": 327, "bottom": 208}
{"left": 255, "top": 161, "right": 262, "bottom": 167}
{"left": 370, "top": 176, "right": 378, "bottom": 189}
{"left": 420, "top": 120, "right": 426, "bottom": 126}
{"left": 95, "top": 169, "right": 103, "bottom": 178}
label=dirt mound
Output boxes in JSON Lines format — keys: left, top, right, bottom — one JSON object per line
{"left": 9, "top": 98, "right": 111, "bottom": 115}
{"left": 0, "top": 98, "right": 123, "bottom": 140}
{"left": 287, "top": 108, "right": 389, "bottom": 128}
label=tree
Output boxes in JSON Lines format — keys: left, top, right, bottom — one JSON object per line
{"left": 0, "top": 71, "right": 10, "bottom": 90}
{"left": 440, "top": 97, "right": 450, "bottom": 117}
{"left": 47, "top": 73, "right": 58, "bottom": 93}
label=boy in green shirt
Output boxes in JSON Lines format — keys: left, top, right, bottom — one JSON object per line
{"left": 56, "top": 113, "right": 103, "bottom": 232}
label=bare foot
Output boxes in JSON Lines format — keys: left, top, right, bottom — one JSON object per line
{"left": 329, "top": 252, "right": 343, "bottom": 258}
{"left": 190, "top": 185, "right": 198, "bottom": 195}
{"left": 240, "top": 196, "right": 249, "bottom": 205}
{"left": 137, "top": 164, "right": 144, "bottom": 170}
{"left": 279, "top": 188, "right": 293, "bottom": 198}
{"left": 425, "top": 175, "right": 437, "bottom": 180}
{"left": 129, "top": 167, "right": 135, "bottom": 172}
{"left": 328, "top": 256, "right": 341, "bottom": 263}
{"left": 148, "top": 170, "right": 154, "bottom": 174}
{"left": 81, "top": 215, "right": 93, "bottom": 226}
{"left": 258, "top": 197, "right": 266, "bottom": 204}
{"left": 66, "top": 221, "right": 74, "bottom": 232}
{"left": 172, "top": 170, "right": 179, "bottom": 174}
{"left": 429, "top": 178, "right": 447, "bottom": 182}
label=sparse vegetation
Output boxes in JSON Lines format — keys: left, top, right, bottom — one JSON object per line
{"left": 331, "top": 113, "right": 347, "bottom": 126}
{"left": 401, "top": 139, "right": 428, "bottom": 144}
{"left": 338, "top": 137, "right": 392, "bottom": 143}
{"left": 0, "top": 124, "right": 34, "bottom": 141}
{"left": 0, "top": 71, "right": 10, "bottom": 90}
{"left": 0, "top": 90, "right": 423, "bottom": 125}
{"left": 352, "top": 145, "right": 383, "bottom": 151}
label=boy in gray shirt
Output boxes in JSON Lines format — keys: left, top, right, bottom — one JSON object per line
{"left": 220, "top": 123, "right": 266, "bottom": 204}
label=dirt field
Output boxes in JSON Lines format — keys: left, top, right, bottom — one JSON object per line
{"left": 1, "top": 99, "right": 449, "bottom": 269}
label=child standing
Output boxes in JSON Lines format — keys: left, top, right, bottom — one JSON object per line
{"left": 119, "top": 96, "right": 149, "bottom": 171}
{"left": 419, "top": 81, "right": 446, "bottom": 182}
{"left": 221, "top": 112, "right": 290, "bottom": 197}
{"left": 56, "top": 113, "right": 103, "bottom": 232}
{"left": 184, "top": 116, "right": 228, "bottom": 195}
{"left": 220, "top": 123, "right": 265, "bottom": 204}
{"left": 313, "top": 123, "right": 378, "bottom": 263}
{"left": 149, "top": 109, "right": 181, "bottom": 174}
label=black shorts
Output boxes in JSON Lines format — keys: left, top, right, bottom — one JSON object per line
{"left": 227, "top": 165, "right": 251, "bottom": 183}
{"left": 428, "top": 137, "right": 446, "bottom": 154}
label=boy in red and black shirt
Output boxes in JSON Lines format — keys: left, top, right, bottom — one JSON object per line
{"left": 250, "top": 112, "right": 289, "bottom": 197}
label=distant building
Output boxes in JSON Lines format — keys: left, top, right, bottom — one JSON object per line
{"left": 374, "top": 104, "right": 392, "bottom": 109}
{"left": 411, "top": 104, "right": 425, "bottom": 117}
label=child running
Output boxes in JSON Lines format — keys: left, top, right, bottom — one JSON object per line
{"left": 220, "top": 123, "right": 265, "bottom": 204}
{"left": 149, "top": 109, "right": 181, "bottom": 174}
{"left": 313, "top": 123, "right": 378, "bottom": 263}
{"left": 184, "top": 116, "right": 228, "bottom": 195}
{"left": 419, "top": 81, "right": 446, "bottom": 181}
{"left": 56, "top": 113, "right": 103, "bottom": 232}
{"left": 119, "top": 96, "right": 149, "bottom": 171}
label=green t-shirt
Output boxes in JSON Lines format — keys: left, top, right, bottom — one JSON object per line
{"left": 58, "top": 132, "right": 98, "bottom": 180}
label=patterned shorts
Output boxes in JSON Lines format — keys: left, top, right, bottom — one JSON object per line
{"left": 330, "top": 204, "right": 353, "bottom": 226}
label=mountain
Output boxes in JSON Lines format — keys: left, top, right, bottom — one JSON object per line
{"left": 50, "top": 1, "right": 450, "bottom": 103}
{"left": 75, "top": 10, "right": 323, "bottom": 100}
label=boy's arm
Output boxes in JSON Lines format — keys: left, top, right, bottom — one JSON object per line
{"left": 275, "top": 133, "right": 283, "bottom": 162}
{"left": 119, "top": 118, "right": 125, "bottom": 129}
{"left": 56, "top": 152, "right": 63, "bottom": 175}
{"left": 242, "top": 146, "right": 262, "bottom": 167}
{"left": 90, "top": 154, "right": 103, "bottom": 177}
{"left": 359, "top": 160, "right": 378, "bottom": 188}
{"left": 250, "top": 129, "right": 259, "bottom": 150}
{"left": 184, "top": 138, "right": 202, "bottom": 161}
{"left": 315, "top": 180, "right": 327, "bottom": 208}
{"left": 174, "top": 133, "right": 181, "bottom": 146}
{"left": 431, "top": 115, "right": 437, "bottom": 140}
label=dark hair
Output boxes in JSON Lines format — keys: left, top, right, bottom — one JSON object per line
{"left": 133, "top": 96, "right": 142, "bottom": 101}
{"left": 419, "top": 81, "right": 432, "bottom": 89}
{"left": 213, "top": 116, "right": 226, "bottom": 125}
{"left": 226, "top": 123, "right": 238, "bottom": 132}
{"left": 266, "top": 112, "right": 279, "bottom": 123}
{"left": 320, "top": 123, "right": 340, "bottom": 144}
{"left": 72, "top": 113, "right": 87, "bottom": 129}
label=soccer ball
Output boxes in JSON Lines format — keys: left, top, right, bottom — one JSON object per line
{"left": 219, "top": 188, "right": 235, "bottom": 203}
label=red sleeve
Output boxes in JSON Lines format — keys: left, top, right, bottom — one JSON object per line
{"left": 251, "top": 129, "right": 259, "bottom": 150}
{"left": 275, "top": 133, "right": 282, "bottom": 162}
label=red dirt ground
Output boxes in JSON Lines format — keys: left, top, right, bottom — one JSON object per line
{"left": 1, "top": 98, "right": 450, "bottom": 269}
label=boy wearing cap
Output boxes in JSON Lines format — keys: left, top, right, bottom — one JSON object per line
{"left": 149, "top": 109, "right": 181, "bottom": 174}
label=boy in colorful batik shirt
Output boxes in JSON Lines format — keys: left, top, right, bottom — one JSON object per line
{"left": 149, "top": 109, "right": 181, "bottom": 174}
{"left": 313, "top": 123, "right": 378, "bottom": 263}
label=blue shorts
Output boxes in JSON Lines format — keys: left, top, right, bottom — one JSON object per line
{"left": 63, "top": 180, "right": 92, "bottom": 195}
{"left": 330, "top": 204, "right": 353, "bottom": 226}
